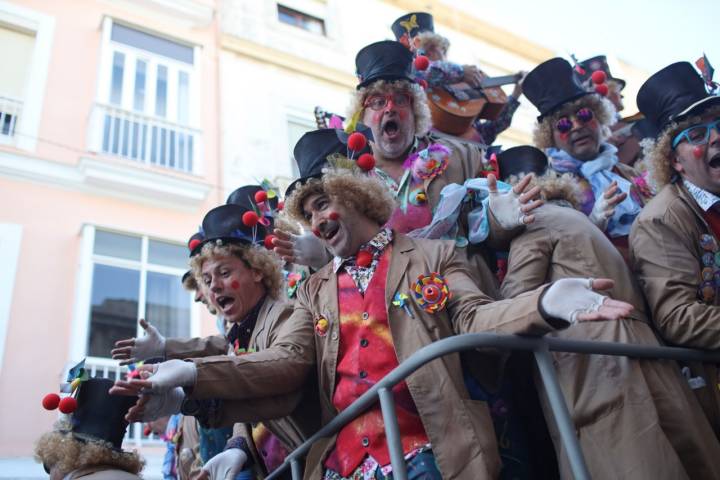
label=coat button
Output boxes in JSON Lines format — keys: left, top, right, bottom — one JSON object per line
{"left": 359, "top": 370, "right": 368, "bottom": 378}
{"left": 361, "top": 437, "right": 369, "bottom": 447}
{"left": 360, "top": 338, "right": 369, "bottom": 347}
{"left": 362, "top": 311, "right": 369, "bottom": 320}
{"left": 331, "top": 331, "right": 338, "bottom": 340}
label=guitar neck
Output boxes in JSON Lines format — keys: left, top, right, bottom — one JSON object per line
{"left": 481, "top": 73, "right": 522, "bottom": 89}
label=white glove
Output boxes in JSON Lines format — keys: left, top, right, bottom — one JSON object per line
{"left": 588, "top": 192, "right": 611, "bottom": 231}
{"left": 112, "top": 319, "right": 166, "bottom": 365}
{"left": 201, "top": 448, "right": 248, "bottom": 480}
{"left": 147, "top": 359, "right": 197, "bottom": 393}
{"left": 488, "top": 186, "right": 528, "bottom": 229}
{"left": 139, "top": 387, "right": 185, "bottom": 421}
{"left": 292, "top": 232, "right": 333, "bottom": 269}
{"left": 541, "top": 278, "right": 607, "bottom": 324}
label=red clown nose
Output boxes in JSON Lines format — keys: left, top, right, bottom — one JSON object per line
{"left": 329, "top": 211, "right": 340, "bottom": 221}
{"left": 693, "top": 145, "right": 705, "bottom": 159}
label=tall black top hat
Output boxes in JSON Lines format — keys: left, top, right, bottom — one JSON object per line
{"left": 286, "top": 125, "right": 373, "bottom": 197}
{"left": 70, "top": 378, "right": 137, "bottom": 450}
{"left": 637, "top": 61, "right": 720, "bottom": 131}
{"left": 200, "top": 203, "right": 269, "bottom": 248}
{"left": 391, "top": 12, "right": 434, "bottom": 41}
{"left": 355, "top": 40, "right": 414, "bottom": 89}
{"left": 497, "top": 146, "right": 549, "bottom": 182}
{"left": 575, "top": 55, "right": 626, "bottom": 90}
{"left": 227, "top": 185, "right": 280, "bottom": 211}
{"left": 524, "top": 57, "right": 591, "bottom": 121}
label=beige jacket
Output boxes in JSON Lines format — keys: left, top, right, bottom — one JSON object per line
{"left": 630, "top": 181, "right": 720, "bottom": 434}
{"left": 503, "top": 204, "right": 720, "bottom": 479}
{"left": 65, "top": 466, "right": 140, "bottom": 479}
{"left": 189, "top": 233, "right": 566, "bottom": 479}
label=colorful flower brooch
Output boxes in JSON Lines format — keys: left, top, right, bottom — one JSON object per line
{"left": 404, "top": 144, "right": 451, "bottom": 182}
{"left": 314, "top": 315, "right": 329, "bottom": 337}
{"left": 286, "top": 270, "right": 306, "bottom": 298}
{"left": 413, "top": 272, "right": 451, "bottom": 313}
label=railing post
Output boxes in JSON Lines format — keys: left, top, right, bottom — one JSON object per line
{"left": 533, "top": 341, "right": 591, "bottom": 480}
{"left": 378, "top": 387, "right": 408, "bottom": 480}
{"left": 290, "top": 458, "right": 302, "bottom": 480}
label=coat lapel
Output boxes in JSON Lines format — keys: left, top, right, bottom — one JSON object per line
{"left": 385, "top": 234, "right": 414, "bottom": 306}
{"left": 249, "top": 296, "right": 273, "bottom": 350}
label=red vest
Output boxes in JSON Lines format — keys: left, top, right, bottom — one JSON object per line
{"left": 703, "top": 208, "right": 720, "bottom": 240}
{"left": 324, "top": 247, "right": 429, "bottom": 476}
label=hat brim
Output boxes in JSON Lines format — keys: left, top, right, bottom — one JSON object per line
{"left": 284, "top": 174, "right": 323, "bottom": 199}
{"left": 357, "top": 74, "right": 415, "bottom": 90}
{"left": 537, "top": 91, "right": 592, "bottom": 122}
{"left": 672, "top": 95, "right": 720, "bottom": 124}
{"left": 610, "top": 77, "right": 626, "bottom": 91}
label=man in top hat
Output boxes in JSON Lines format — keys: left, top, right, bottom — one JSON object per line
{"left": 35, "top": 378, "right": 142, "bottom": 479}
{"left": 631, "top": 61, "right": 720, "bottom": 434}
{"left": 524, "top": 57, "right": 649, "bottom": 258}
{"left": 573, "top": 54, "right": 626, "bottom": 114}
{"left": 497, "top": 146, "right": 720, "bottom": 479}
{"left": 391, "top": 12, "right": 525, "bottom": 146}
{"left": 110, "top": 151, "right": 633, "bottom": 479}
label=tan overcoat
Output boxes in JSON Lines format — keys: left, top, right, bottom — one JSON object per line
{"left": 188, "top": 233, "right": 568, "bottom": 479}
{"left": 503, "top": 203, "right": 720, "bottom": 479}
{"left": 630, "top": 181, "right": 720, "bottom": 434}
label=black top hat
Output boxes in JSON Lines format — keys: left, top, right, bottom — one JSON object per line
{"left": 200, "top": 204, "right": 268, "bottom": 248}
{"left": 637, "top": 61, "right": 720, "bottom": 131}
{"left": 497, "top": 146, "right": 548, "bottom": 182}
{"left": 391, "top": 12, "right": 434, "bottom": 41}
{"left": 355, "top": 40, "right": 414, "bottom": 89}
{"left": 575, "top": 55, "right": 626, "bottom": 90}
{"left": 69, "top": 378, "right": 137, "bottom": 450}
{"left": 524, "top": 57, "right": 591, "bottom": 121}
{"left": 631, "top": 118, "right": 660, "bottom": 141}
{"left": 286, "top": 125, "right": 373, "bottom": 197}
{"left": 226, "top": 185, "right": 280, "bottom": 211}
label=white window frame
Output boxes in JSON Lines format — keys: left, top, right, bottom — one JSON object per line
{"left": 69, "top": 224, "right": 200, "bottom": 364}
{"left": 286, "top": 111, "right": 316, "bottom": 177}
{"left": 0, "top": 223, "right": 22, "bottom": 377}
{"left": 0, "top": 1, "right": 55, "bottom": 151}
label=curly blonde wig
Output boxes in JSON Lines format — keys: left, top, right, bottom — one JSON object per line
{"left": 284, "top": 169, "right": 396, "bottom": 227}
{"left": 532, "top": 95, "right": 617, "bottom": 150}
{"left": 414, "top": 31, "right": 450, "bottom": 58}
{"left": 190, "top": 242, "right": 284, "bottom": 299}
{"left": 182, "top": 272, "right": 198, "bottom": 292}
{"left": 505, "top": 171, "right": 581, "bottom": 210}
{"left": 35, "top": 427, "right": 144, "bottom": 477}
{"left": 348, "top": 79, "right": 432, "bottom": 137}
{"left": 645, "top": 104, "right": 720, "bottom": 189}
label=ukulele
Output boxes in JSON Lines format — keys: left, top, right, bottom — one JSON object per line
{"left": 426, "top": 72, "right": 523, "bottom": 136}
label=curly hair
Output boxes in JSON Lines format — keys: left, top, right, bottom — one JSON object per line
{"left": 533, "top": 95, "right": 617, "bottom": 150}
{"left": 34, "top": 427, "right": 144, "bottom": 477}
{"left": 284, "top": 169, "right": 396, "bottom": 227}
{"left": 505, "top": 171, "right": 581, "bottom": 210}
{"left": 182, "top": 272, "right": 198, "bottom": 292}
{"left": 347, "top": 79, "right": 432, "bottom": 137}
{"left": 414, "top": 31, "right": 450, "bottom": 58}
{"left": 190, "top": 242, "right": 284, "bottom": 299}
{"left": 645, "top": 104, "right": 720, "bottom": 189}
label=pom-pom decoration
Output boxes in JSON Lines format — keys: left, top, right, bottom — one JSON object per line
{"left": 414, "top": 55, "right": 430, "bottom": 71}
{"left": 591, "top": 70, "right": 607, "bottom": 85}
{"left": 254, "top": 190, "right": 268, "bottom": 203}
{"left": 58, "top": 396, "right": 78, "bottom": 414}
{"left": 242, "top": 211, "right": 259, "bottom": 227}
{"left": 347, "top": 132, "right": 367, "bottom": 152}
{"left": 357, "top": 153, "right": 376, "bottom": 171}
{"left": 42, "top": 393, "right": 60, "bottom": 410}
{"left": 413, "top": 272, "right": 451, "bottom": 313}
{"left": 264, "top": 234, "right": 276, "bottom": 250}
{"left": 356, "top": 250, "right": 373, "bottom": 268}
{"left": 188, "top": 238, "right": 202, "bottom": 252}
{"left": 594, "top": 84, "right": 609, "bottom": 96}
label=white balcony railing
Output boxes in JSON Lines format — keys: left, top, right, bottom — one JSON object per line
{"left": 89, "top": 103, "right": 201, "bottom": 174}
{"left": 83, "top": 357, "right": 164, "bottom": 448}
{"left": 0, "top": 95, "right": 23, "bottom": 139}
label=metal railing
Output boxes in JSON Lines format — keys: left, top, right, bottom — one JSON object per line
{"left": 0, "top": 95, "right": 22, "bottom": 138}
{"left": 90, "top": 103, "right": 201, "bottom": 173}
{"left": 265, "top": 333, "right": 720, "bottom": 480}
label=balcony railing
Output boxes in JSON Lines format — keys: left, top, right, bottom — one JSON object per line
{"left": 89, "top": 103, "right": 201, "bottom": 174}
{"left": 0, "top": 95, "right": 22, "bottom": 139}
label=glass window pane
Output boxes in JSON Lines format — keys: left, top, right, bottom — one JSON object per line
{"left": 110, "top": 51, "right": 125, "bottom": 105}
{"left": 87, "top": 264, "right": 139, "bottom": 357}
{"left": 94, "top": 230, "right": 141, "bottom": 261}
{"left": 111, "top": 23, "right": 193, "bottom": 64}
{"left": 177, "top": 71, "right": 189, "bottom": 125}
{"left": 148, "top": 239, "right": 188, "bottom": 269}
{"left": 145, "top": 271, "right": 191, "bottom": 338}
{"left": 133, "top": 59, "right": 146, "bottom": 112}
{"left": 155, "top": 65, "right": 167, "bottom": 117}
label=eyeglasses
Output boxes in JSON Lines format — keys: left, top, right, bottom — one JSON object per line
{"left": 555, "top": 108, "right": 594, "bottom": 133}
{"left": 363, "top": 92, "right": 412, "bottom": 111}
{"left": 672, "top": 119, "right": 720, "bottom": 149}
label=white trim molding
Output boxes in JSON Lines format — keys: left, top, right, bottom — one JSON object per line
{"left": 102, "top": 0, "right": 214, "bottom": 28}
{"left": 0, "top": 149, "right": 211, "bottom": 210}
{"left": 0, "top": 223, "right": 22, "bottom": 375}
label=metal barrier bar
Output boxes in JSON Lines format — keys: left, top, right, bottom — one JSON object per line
{"left": 378, "top": 387, "right": 408, "bottom": 480}
{"left": 290, "top": 458, "right": 302, "bottom": 480}
{"left": 266, "top": 333, "right": 720, "bottom": 480}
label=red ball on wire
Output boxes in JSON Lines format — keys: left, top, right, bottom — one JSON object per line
{"left": 591, "top": 70, "right": 607, "bottom": 85}
{"left": 264, "top": 234, "right": 276, "bottom": 249}
{"left": 594, "top": 84, "right": 609, "bottom": 96}
{"left": 356, "top": 250, "right": 373, "bottom": 268}
{"left": 58, "top": 396, "right": 78, "bottom": 414}
{"left": 357, "top": 153, "right": 376, "bottom": 171}
{"left": 414, "top": 55, "right": 430, "bottom": 71}
{"left": 188, "top": 238, "right": 201, "bottom": 252}
{"left": 347, "top": 132, "right": 367, "bottom": 151}
{"left": 254, "top": 190, "right": 268, "bottom": 203}
{"left": 42, "top": 393, "right": 60, "bottom": 410}
{"left": 242, "top": 211, "right": 259, "bottom": 227}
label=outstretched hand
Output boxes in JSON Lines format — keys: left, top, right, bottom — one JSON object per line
{"left": 487, "top": 173, "right": 544, "bottom": 229}
{"left": 541, "top": 277, "right": 633, "bottom": 325}
{"left": 273, "top": 229, "right": 332, "bottom": 269}
{"left": 111, "top": 319, "right": 166, "bottom": 365}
